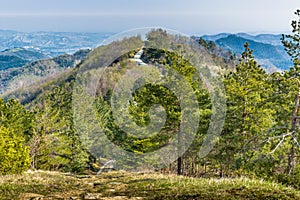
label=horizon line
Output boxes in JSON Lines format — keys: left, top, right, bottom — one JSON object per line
{"left": 0, "top": 28, "right": 292, "bottom": 36}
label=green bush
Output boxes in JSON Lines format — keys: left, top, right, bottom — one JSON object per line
{"left": 0, "top": 126, "right": 30, "bottom": 175}
{"left": 276, "top": 173, "right": 300, "bottom": 190}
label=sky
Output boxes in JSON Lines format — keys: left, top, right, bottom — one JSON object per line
{"left": 0, "top": 0, "right": 299, "bottom": 35}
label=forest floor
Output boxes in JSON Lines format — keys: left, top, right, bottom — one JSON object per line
{"left": 0, "top": 170, "right": 299, "bottom": 199}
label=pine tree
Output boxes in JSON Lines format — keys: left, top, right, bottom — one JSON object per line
{"left": 221, "top": 43, "right": 275, "bottom": 176}
{"left": 32, "top": 82, "right": 89, "bottom": 172}
{"left": 282, "top": 9, "right": 300, "bottom": 67}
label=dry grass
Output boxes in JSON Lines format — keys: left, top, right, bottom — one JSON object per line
{"left": 0, "top": 170, "right": 299, "bottom": 199}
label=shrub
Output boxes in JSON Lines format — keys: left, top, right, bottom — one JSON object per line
{"left": 0, "top": 126, "right": 30, "bottom": 175}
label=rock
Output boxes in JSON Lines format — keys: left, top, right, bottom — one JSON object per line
{"left": 83, "top": 193, "right": 103, "bottom": 200}
{"left": 109, "top": 182, "right": 122, "bottom": 185}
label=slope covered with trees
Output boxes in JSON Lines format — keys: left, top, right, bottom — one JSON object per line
{"left": 0, "top": 49, "right": 90, "bottom": 95}
{"left": 1, "top": 10, "right": 300, "bottom": 196}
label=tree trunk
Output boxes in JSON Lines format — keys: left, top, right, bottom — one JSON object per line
{"left": 177, "top": 157, "right": 182, "bottom": 175}
{"left": 177, "top": 127, "right": 182, "bottom": 175}
{"left": 288, "top": 93, "right": 300, "bottom": 175}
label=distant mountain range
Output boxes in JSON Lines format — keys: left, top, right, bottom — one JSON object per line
{"left": 200, "top": 33, "right": 293, "bottom": 71}
{"left": 0, "top": 49, "right": 90, "bottom": 95}
{"left": 0, "top": 47, "right": 50, "bottom": 70}
{"left": 0, "top": 30, "right": 293, "bottom": 71}
{"left": 202, "top": 33, "right": 283, "bottom": 46}
{"left": 0, "top": 30, "right": 112, "bottom": 95}
{"left": 0, "top": 30, "right": 112, "bottom": 57}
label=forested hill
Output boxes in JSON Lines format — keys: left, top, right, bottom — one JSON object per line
{"left": 216, "top": 35, "right": 291, "bottom": 70}
{"left": 1, "top": 21, "right": 300, "bottom": 199}
{"left": 3, "top": 31, "right": 234, "bottom": 106}
{"left": 0, "top": 47, "right": 49, "bottom": 70}
{"left": 1, "top": 30, "right": 233, "bottom": 175}
{"left": 0, "top": 49, "right": 90, "bottom": 96}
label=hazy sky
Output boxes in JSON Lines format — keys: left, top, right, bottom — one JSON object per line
{"left": 0, "top": 0, "right": 299, "bottom": 35}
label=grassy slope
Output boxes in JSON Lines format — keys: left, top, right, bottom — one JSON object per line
{"left": 0, "top": 171, "right": 299, "bottom": 200}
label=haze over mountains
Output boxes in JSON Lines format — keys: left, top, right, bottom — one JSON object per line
{"left": 0, "top": 30, "right": 112, "bottom": 96}
{"left": 0, "top": 30, "right": 293, "bottom": 71}
{"left": 0, "top": 30, "right": 112, "bottom": 57}
{"left": 202, "top": 33, "right": 283, "bottom": 46}
{"left": 0, "top": 30, "right": 294, "bottom": 96}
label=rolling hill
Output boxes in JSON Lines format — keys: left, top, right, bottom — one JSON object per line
{"left": 0, "top": 49, "right": 90, "bottom": 95}
{"left": 0, "top": 47, "right": 49, "bottom": 70}
{"left": 200, "top": 33, "right": 293, "bottom": 71}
